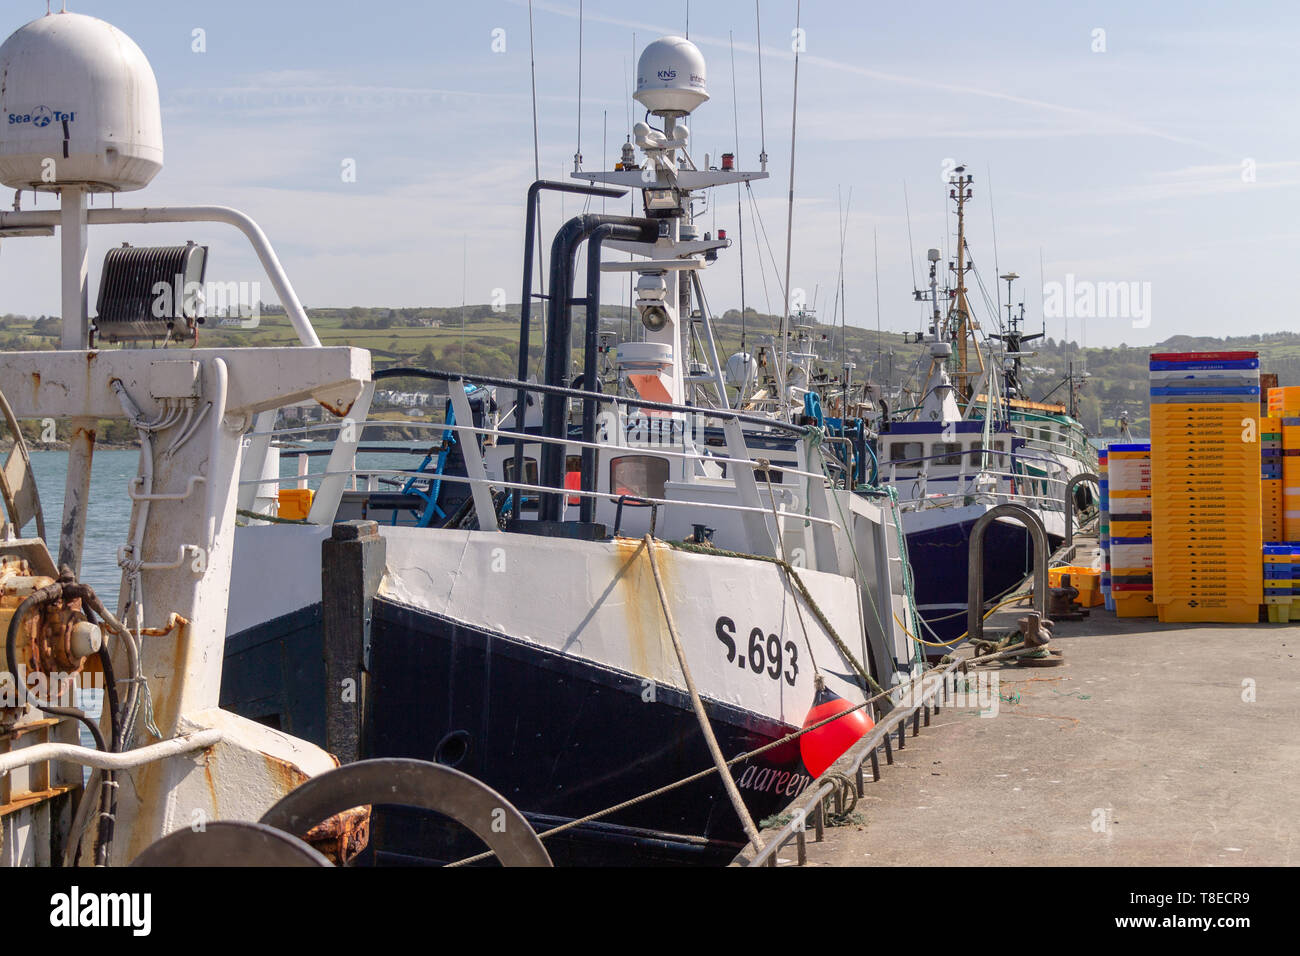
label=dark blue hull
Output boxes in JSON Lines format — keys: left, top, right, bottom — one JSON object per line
{"left": 905, "top": 515, "right": 1062, "bottom": 646}
{"left": 221, "top": 597, "right": 814, "bottom": 866}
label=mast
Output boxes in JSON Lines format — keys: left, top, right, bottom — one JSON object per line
{"left": 948, "top": 165, "right": 975, "bottom": 403}
{"left": 571, "top": 36, "right": 768, "bottom": 409}
{"left": 991, "top": 271, "right": 1042, "bottom": 402}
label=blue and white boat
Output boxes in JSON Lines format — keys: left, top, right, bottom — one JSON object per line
{"left": 872, "top": 168, "right": 1097, "bottom": 648}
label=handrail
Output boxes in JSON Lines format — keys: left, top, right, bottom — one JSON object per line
{"left": 238, "top": 465, "right": 844, "bottom": 531}
{"left": 0, "top": 729, "right": 223, "bottom": 775}
{"left": 967, "top": 504, "right": 1049, "bottom": 645}
{"left": 1063, "top": 472, "right": 1101, "bottom": 548}
{"left": 368, "top": 416, "right": 836, "bottom": 485}
{"left": 0, "top": 205, "right": 322, "bottom": 347}
{"left": 875, "top": 446, "right": 1074, "bottom": 473}
{"left": 744, "top": 662, "right": 961, "bottom": 867}
{"left": 250, "top": 417, "right": 835, "bottom": 486}
{"left": 372, "top": 368, "right": 813, "bottom": 438}
{"left": 1015, "top": 434, "right": 1096, "bottom": 461}
{"left": 894, "top": 493, "right": 1065, "bottom": 513}
{"left": 897, "top": 470, "right": 1067, "bottom": 487}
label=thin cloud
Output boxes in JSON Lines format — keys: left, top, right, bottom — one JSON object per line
{"left": 519, "top": 0, "right": 1234, "bottom": 158}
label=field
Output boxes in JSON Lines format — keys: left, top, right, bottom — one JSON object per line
{"left": 4, "top": 307, "right": 1297, "bottom": 442}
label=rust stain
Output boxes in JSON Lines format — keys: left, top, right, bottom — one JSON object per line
{"left": 316, "top": 394, "right": 356, "bottom": 418}
{"left": 139, "top": 612, "right": 189, "bottom": 637}
{"left": 141, "top": 618, "right": 191, "bottom": 736}
{"left": 264, "top": 751, "right": 371, "bottom": 864}
{"left": 201, "top": 755, "right": 218, "bottom": 809}
{"left": 304, "top": 805, "right": 370, "bottom": 864}
{"left": 611, "top": 538, "right": 650, "bottom": 675}
{"left": 613, "top": 537, "right": 677, "bottom": 679}
{"left": 260, "top": 751, "right": 311, "bottom": 793}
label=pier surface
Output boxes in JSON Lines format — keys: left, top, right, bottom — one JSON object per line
{"left": 759, "top": 611, "right": 1299, "bottom": 866}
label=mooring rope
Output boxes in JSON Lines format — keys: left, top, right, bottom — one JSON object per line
{"left": 642, "top": 534, "right": 765, "bottom": 855}
{"left": 444, "top": 640, "right": 1039, "bottom": 867}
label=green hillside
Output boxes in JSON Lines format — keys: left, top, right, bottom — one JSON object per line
{"left": 5, "top": 307, "right": 1293, "bottom": 441}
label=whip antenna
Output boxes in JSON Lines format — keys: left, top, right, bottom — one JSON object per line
{"left": 778, "top": 0, "right": 803, "bottom": 418}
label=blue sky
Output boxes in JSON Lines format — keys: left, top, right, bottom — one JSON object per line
{"left": 2, "top": 0, "right": 1297, "bottom": 347}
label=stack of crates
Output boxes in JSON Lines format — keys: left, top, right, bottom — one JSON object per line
{"left": 1267, "top": 384, "right": 1300, "bottom": 418}
{"left": 1282, "top": 420, "right": 1300, "bottom": 542}
{"left": 1263, "top": 543, "right": 1293, "bottom": 622}
{"left": 1263, "top": 387, "right": 1300, "bottom": 623}
{"left": 1107, "top": 442, "right": 1154, "bottom": 617}
{"left": 1262, "top": 416, "right": 1284, "bottom": 542}
{"left": 1149, "top": 351, "right": 1263, "bottom": 623}
{"left": 1291, "top": 545, "right": 1300, "bottom": 620}
{"left": 1099, "top": 449, "right": 1112, "bottom": 610}
{"left": 1268, "top": 386, "right": 1300, "bottom": 551}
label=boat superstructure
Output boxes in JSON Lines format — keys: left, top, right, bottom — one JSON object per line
{"left": 220, "top": 36, "right": 923, "bottom": 865}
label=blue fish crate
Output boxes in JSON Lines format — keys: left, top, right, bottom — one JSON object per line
{"left": 1148, "top": 358, "right": 1260, "bottom": 371}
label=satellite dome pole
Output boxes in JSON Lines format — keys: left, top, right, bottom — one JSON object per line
{"left": 60, "top": 188, "right": 88, "bottom": 349}
{"left": 0, "top": 10, "right": 164, "bottom": 571}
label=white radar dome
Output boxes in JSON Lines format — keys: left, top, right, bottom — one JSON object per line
{"left": 725, "top": 351, "right": 757, "bottom": 388}
{"left": 634, "top": 36, "right": 708, "bottom": 116}
{"left": 0, "top": 12, "right": 163, "bottom": 192}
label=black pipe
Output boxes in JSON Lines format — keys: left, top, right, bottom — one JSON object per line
{"left": 512, "top": 181, "right": 625, "bottom": 521}
{"left": 516, "top": 181, "right": 626, "bottom": 386}
{"left": 538, "top": 213, "right": 657, "bottom": 522}
{"left": 579, "top": 221, "right": 658, "bottom": 523}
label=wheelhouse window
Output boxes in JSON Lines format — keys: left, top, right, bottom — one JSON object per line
{"left": 935, "top": 442, "right": 964, "bottom": 466}
{"left": 503, "top": 456, "right": 539, "bottom": 510}
{"left": 502, "top": 456, "right": 539, "bottom": 485}
{"left": 609, "top": 455, "right": 669, "bottom": 499}
{"left": 889, "top": 441, "right": 924, "bottom": 464}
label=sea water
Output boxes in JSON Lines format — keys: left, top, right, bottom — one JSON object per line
{"left": 24, "top": 444, "right": 422, "bottom": 748}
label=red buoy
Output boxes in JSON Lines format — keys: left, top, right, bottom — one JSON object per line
{"left": 799, "top": 685, "right": 874, "bottom": 778}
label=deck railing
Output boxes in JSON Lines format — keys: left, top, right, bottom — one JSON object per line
{"left": 881, "top": 446, "right": 1074, "bottom": 513}
{"left": 238, "top": 369, "right": 865, "bottom": 571}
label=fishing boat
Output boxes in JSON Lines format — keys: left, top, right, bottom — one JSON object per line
{"left": 872, "top": 167, "right": 1098, "bottom": 647}
{"left": 220, "top": 35, "right": 923, "bottom": 866}
{"left": 0, "top": 9, "right": 376, "bottom": 866}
